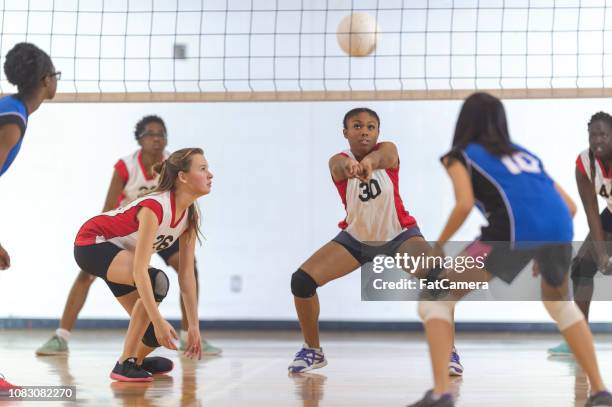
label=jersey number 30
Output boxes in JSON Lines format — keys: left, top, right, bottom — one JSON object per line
{"left": 153, "top": 235, "right": 174, "bottom": 251}
{"left": 359, "top": 179, "right": 382, "bottom": 202}
{"left": 501, "top": 152, "right": 541, "bottom": 175}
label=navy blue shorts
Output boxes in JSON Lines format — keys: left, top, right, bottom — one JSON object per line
{"left": 601, "top": 208, "right": 612, "bottom": 234}
{"left": 332, "top": 227, "right": 424, "bottom": 265}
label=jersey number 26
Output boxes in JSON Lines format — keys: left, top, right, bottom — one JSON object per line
{"left": 153, "top": 235, "right": 174, "bottom": 251}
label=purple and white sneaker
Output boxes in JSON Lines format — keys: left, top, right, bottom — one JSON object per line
{"left": 448, "top": 347, "right": 463, "bottom": 376}
{"left": 288, "top": 344, "right": 327, "bottom": 373}
{"left": 586, "top": 390, "right": 612, "bottom": 406}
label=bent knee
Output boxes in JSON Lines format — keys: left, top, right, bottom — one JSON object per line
{"left": 77, "top": 270, "right": 96, "bottom": 285}
{"left": 291, "top": 269, "right": 319, "bottom": 298}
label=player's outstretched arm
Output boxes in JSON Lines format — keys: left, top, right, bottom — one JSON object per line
{"left": 134, "top": 207, "right": 178, "bottom": 350}
{"left": 178, "top": 230, "right": 202, "bottom": 360}
{"left": 553, "top": 182, "right": 577, "bottom": 217}
{"left": 358, "top": 142, "right": 399, "bottom": 180}
{"left": 101, "top": 169, "right": 127, "bottom": 212}
{"left": 329, "top": 153, "right": 360, "bottom": 183}
{"left": 0, "top": 125, "right": 22, "bottom": 271}
{"left": 576, "top": 166, "right": 608, "bottom": 270}
{"left": 435, "top": 160, "right": 475, "bottom": 246}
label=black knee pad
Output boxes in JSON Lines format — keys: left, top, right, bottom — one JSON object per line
{"left": 291, "top": 269, "right": 318, "bottom": 298}
{"left": 148, "top": 267, "right": 169, "bottom": 302}
{"left": 570, "top": 257, "right": 597, "bottom": 286}
{"left": 141, "top": 322, "right": 160, "bottom": 348}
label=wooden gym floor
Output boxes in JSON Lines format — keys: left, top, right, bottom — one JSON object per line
{"left": 0, "top": 329, "right": 608, "bottom": 406}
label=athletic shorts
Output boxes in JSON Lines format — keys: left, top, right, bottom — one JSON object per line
{"left": 73, "top": 239, "right": 180, "bottom": 297}
{"left": 465, "top": 240, "right": 572, "bottom": 287}
{"left": 601, "top": 208, "right": 612, "bottom": 233}
{"left": 74, "top": 242, "right": 136, "bottom": 297}
{"left": 332, "top": 226, "right": 423, "bottom": 265}
{"left": 158, "top": 240, "right": 179, "bottom": 265}
{"left": 569, "top": 208, "right": 612, "bottom": 282}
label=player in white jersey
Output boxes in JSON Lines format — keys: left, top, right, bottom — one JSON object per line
{"left": 288, "top": 108, "right": 460, "bottom": 374}
{"left": 549, "top": 112, "right": 612, "bottom": 357}
{"left": 73, "top": 147, "right": 211, "bottom": 382}
{"left": 36, "top": 116, "right": 221, "bottom": 357}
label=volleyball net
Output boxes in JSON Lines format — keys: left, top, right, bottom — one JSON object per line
{"left": 2, "top": 0, "right": 610, "bottom": 102}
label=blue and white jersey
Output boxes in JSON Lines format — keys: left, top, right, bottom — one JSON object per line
{"left": 0, "top": 95, "right": 28, "bottom": 177}
{"left": 442, "top": 142, "right": 573, "bottom": 245}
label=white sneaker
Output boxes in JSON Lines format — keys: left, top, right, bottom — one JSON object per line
{"left": 448, "top": 347, "right": 463, "bottom": 376}
{"left": 288, "top": 344, "right": 327, "bottom": 373}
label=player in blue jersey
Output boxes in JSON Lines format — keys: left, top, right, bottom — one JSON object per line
{"left": 408, "top": 93, "right": 612, "bottom": 407}
{"left": 0, "top": 42, "right": 57, "bottom": 392}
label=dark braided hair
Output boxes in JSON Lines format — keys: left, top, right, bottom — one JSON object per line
{"left": 588, "top": 111, "right": 612, "bottom": 129}
{"left": 587, "top": 112, "right": 612, "bottom": 183}
{"left": 343, "top": 107, "right": 380, "bottom": 129}
{"left": 4, "top": 43, "right": 53, "bottom": 97}
{"left": 134, "top": 115, "right": 167, "bottom": 140}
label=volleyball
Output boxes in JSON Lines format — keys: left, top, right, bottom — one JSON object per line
{"left": 336, "top": 12, "right": 380, "bottom": 57}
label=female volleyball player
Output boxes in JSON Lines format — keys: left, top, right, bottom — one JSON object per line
{"left": 408, "top": 93, "right": 612, "bottom": 407}
{"left": 288, "top": 108, "right": 462, "bottom": 375}
{"left": 36, "top": 116, "right": 221, "bottom": 358}
{"left": 0, "top": 42, "right": 58, "bottom": 392}
{"left": 73, "top": 148, "right": 210, "bottom": 382}
{"left": 548, "top": 112, "right": 612, "bottom": 357}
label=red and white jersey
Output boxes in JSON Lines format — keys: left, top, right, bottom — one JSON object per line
{"left": 576, "top": 148, "right": 612, "bottom": 211}
{"left": 75, "top": 190, "right": 188, "bottom": 252}
{"left": 333, "top": 145, "right": 417, "bottom": 242}
{"left": 114, "top": 149, "right": 170, "bottom": 207}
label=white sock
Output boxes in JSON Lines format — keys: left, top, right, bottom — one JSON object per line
{"left": 304, "top": 343, "right": 322, "bottom": 351}
{"left": 180, "top": 330, "right": 188, "bottom": 342}
{"left": 55, "top": 328, "right": 71, "bottom": 341}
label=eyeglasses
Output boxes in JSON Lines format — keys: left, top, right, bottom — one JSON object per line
{"left": 139, "top": 131, "right": 167, "bottom": 139}
{"left": 47, "top": 71, "right": 61, "bottom": 80}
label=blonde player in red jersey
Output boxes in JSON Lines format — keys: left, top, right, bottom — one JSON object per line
{"left": 73, "top": 147, "right": 210, "bottom": 382}
{"left": 36, "top": 116, "right": 220, "bottom": 358}
{"left": 288, "top": 108, "right": 460, "bottom": 374}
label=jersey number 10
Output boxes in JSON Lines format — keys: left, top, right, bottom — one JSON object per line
{"left": 501, "top": 152, "right": 541, "bottom": 175}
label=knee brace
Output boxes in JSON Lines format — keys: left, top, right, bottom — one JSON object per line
{"left": 570, "top": 257, "right": 597, "bottom": 286}
{"left": 543, "top": 301, "right": 584, "bottom": 331}
{"left": 142, "top": 322, "right": 160, "bottom": 348}
{"left": 291, "top": 269, "right": 318, "bottom": 298}
{"left": 148, "top": 267, "right": 169, "bottom": 302}
{"left": 417, "top": 300, "right": 456, "bottom": 323}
